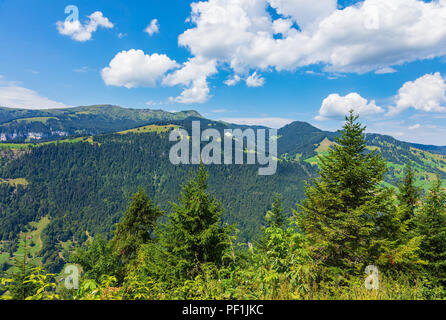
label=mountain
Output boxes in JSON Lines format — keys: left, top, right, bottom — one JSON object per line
{"left": 0, "top": 106, "right": 445, "bottom": 272}
{"left": 0, "top": 105, "right": 202, "bottom": 142}
{"left": 278, "top": 125, "right": 446, "bottom": 190}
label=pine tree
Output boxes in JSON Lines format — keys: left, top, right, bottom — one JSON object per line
{"left": 111, "top": 188, "right": 163, "bottom": 265}
{"left": 295, "top": 111, "right": 393, "bottom": 276}
{"left": 398, "top": 160, "right": 421, "bottom": 221}
{"left": 416, "top": 178, "right": 446, "bottom": 286}
{"left": 154, "top": 163, "right": 232, "bottom": 281}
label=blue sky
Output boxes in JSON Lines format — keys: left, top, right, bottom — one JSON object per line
{"left": 1, "top": 0, "right": 446, "bottom": 145}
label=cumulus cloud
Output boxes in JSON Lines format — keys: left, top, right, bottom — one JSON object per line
{"left": 246, "top": 72, "right": 265, "bottom": 87}
{"left": 388, "top": 72, "right": 446, "bottom": 115}
{"left": 268, "top": 0, "right": 337, "bottom": 31}
{"left": 57, "top": 11, "right": 113, "bottom": 42}
{"left": 170, "top": 78, "right": 211, "bottom": 104}
{"left": 0, "top": 85, "right": 71, "bottom": 109}
{"left": 316, "top": 92, "right": 384, "bottom": 121}
{"left": 144, "top": 19, "right": 160, "bottom": 36}
{"left": 101, "top": 49, "right": 179, "bottom": 88}
{"left": 102, "top": 0, "right": 446, "bottom": 104}
{"left": 163, "top": 57, "right": 217, "bottom": 87}
{"left": 178, "top": 0, "right": 446, "bottom": 75}
{"left": 272, "top": 18, "right": 293, "bottom": 35}
{"left": 163, "top": 57, "right": 217, "bottom": 103}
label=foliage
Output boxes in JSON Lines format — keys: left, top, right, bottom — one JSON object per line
{"left": 415, "top": 177, "right": 446, "bottom": 286}
{"left": 146, "top": 163, "right": 233, "bottom": 283}
{"left": 110, "top": 188, "right": 163, "bottom": 265}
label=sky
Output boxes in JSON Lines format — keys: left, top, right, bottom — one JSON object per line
{"left": 1, "top": 0, "right": 446, "bottom": 145}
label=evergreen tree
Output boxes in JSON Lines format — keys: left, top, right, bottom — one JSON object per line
{"left": 265, "top": 193, "right": 287, "bottom": 228}
{"left": 70, "top": 235, "right": 120, "bottom": 282}
{"left": 416, "top": 178, "right": 446, "bottom": 286}
{"left": 398, "top": 160, "right": 421, "bottom": 221}
{"left": 153, "top": 163, "right": 232, "bottom": 281}
{"left": 111, "top": 188, "right": 163, "bottom": 265}
{"left": 7, "top": 236, "right": 37, "bottom": 299}
{"left": 295, "top": 111, "right": 393, "bottom": 276}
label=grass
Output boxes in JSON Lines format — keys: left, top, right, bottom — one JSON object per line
{"left": 0, "top": 137, "right": 92, "bottom": 150}
{"left": 304, "top": 152, "right": 330, "bottom": 166}
{"left": 0, "top": 178, "right": 29, "bottom": 187}
{"left": 1, "top": 216, "right": 50, "bottom": 273}
{"left": 0, "top": 249, "right": 10, "bottom": 266}
{"left": 15, "top": 117, "right": 58, "bottom": 124}
{"left": 9, "top": 216, "right": 50, "bottom": 272}
{"left": 118, "top": 124, "right": 179, "bottom": 135}
{"left": 315, "top": 138, "right": 335, "bottom": 153}
{"left": 0, "top": 143, "right": 32, "bottom": 150}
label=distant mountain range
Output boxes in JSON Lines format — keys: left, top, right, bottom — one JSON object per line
{"left": 0, "top": 105, "right": 202, "bottom": 142}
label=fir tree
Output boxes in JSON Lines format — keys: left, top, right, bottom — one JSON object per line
{"left": 154, "top": 163, "right": 232, "bottom": 281}
{"left": 398, "top": 160, "right": 421, "bottom": 221}
{"left": 264, "top": 193, "right": 287, "bottom": 228}
{"left": 71, "top": 235, "right": 120, "bottom": 283}
{"left": 295, "top": 111, "right": 393, "bottom": 275}
{"left": 416, "top": 178, "right": 446, "bottom": 286}
{"left": 111, "top": 188, "right": 163, "bottom": 264}
{"left": 8, "top": 236, "right": 37, "bottom": 299}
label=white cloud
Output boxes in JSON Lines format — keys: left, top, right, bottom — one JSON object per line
{"left": 101, "top": 49, "right": 179, "bottom": 88}
{"left": 144, "top": 19, "right": 160, "bottom": 36}
{"left": 163, "top": 57, "right": 217, "bottom": 104}
{"left": 73, "top": 66, "right": 88, "bottom": 73}
{"left": 246, "top": 72, "right": 265, "bottom": 87}
{"left": 102, "top": 0, "right": 446, "bottom": 104}
{"left": 57, "top": 11, "right": 114, "bottom": 42}
{"left": 388, "top": 72, "right": 446, "bottom": 115}
{"left": 268, "top": 0, "right": 337, "bottom": 31}
{"left": 163, "top": 57, "right": 217, "bottom": 87}
{"left": 0, "top": 85, "right": 71, "bottom": 109}
{"left": 408, "top": 123, "right": 421, "bottom": 130}
{"left": 316, "top": 92, "right": 384, "bottom": 121}
{"left": 375, "top": 67, "right": 397, "bottom": 74}
{"left": 210, "top": 109, "right": 230, "bottom": 113}
{"left": 173, "top": 0, "right": 446, "bottom": 99}
{"left": 272, "top": 18, "right": 293, "bottom": 35}
{"left": 368, "top": 120, "right": 446, "bottom": 145}
{"left": 146, "top": 100, "right": 166, "bottom": 107}
{"left": 220, "top": 117, "right": 294, "bottom": 128}
{"left": 170, "top": 78, "right": 211, "bottom": 104}
{"left": 224, "top": 75, "right": 241, "bottom": 86}
{"left": 177, "top": 0, "right": 446, "bottom": 75}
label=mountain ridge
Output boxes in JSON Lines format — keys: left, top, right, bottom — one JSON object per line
{"left": 1, "top": 104, "right": 445, "bottom": 150}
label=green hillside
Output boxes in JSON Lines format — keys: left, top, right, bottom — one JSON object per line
{"left": 0, "top": 105, "right": 201, "bottom": 142}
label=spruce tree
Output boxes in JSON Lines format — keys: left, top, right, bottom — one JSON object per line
{"left": 295, "top": 111, "right": 393, "bottom": 275}
{"left": 398, "top": 160, "right": 421, "bottom": 221}
{"left": 155, "top": 163, "right": 231, "bottom": 281}
{"left": 416, "top": 178, "right": 446, "bottom": 286}
{"left": 111, "top": 188, "right": 163, "bottom": 265}
{"left": 8, "top": 236, "right": 37, "bottom": 299}
{"left": 265, "top": 193, "right": 287, "bottom": 228}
